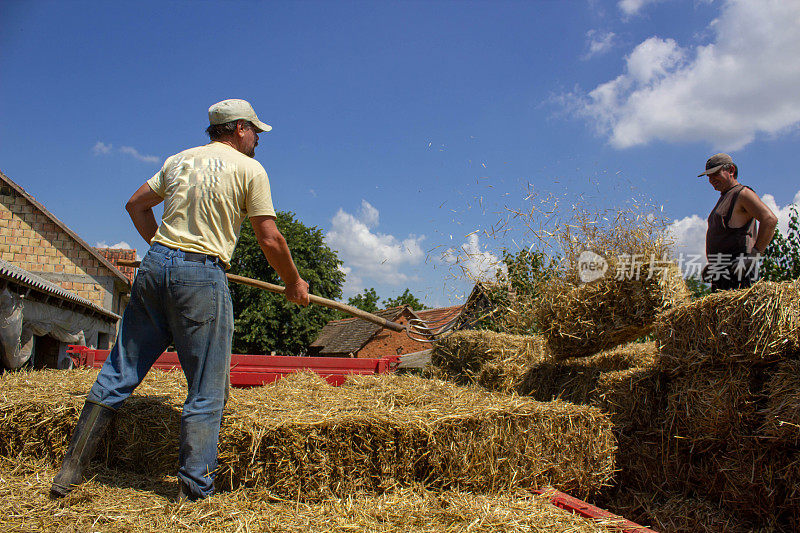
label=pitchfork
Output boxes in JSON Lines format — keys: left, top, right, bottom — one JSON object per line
{"left": 116, "top": 260, "right": 458, "bottom": 343}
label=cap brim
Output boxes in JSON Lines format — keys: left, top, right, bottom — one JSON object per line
{"left": 253, "top": 120, "right": 272, "bottom": 133}
{"left": 698, "top": 164, "right": 724, "bottom": 177}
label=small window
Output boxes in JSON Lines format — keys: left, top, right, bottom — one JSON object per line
{"left": 97, "top": 332, "right": 110, "bottom": 350}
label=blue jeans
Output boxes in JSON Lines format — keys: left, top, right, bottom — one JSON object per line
{"left": 88, "top": 243, "right": 234, "bottom": 498}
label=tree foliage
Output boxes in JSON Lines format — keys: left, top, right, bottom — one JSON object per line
{"left": 761, "top": 204, "right": 800, "bottom": 282}
{"left": 345, "top": 287, "right": 426, "bottom": 315}
{"left": 228, "top": 211, "right": 345, "bottom": 355}
{"left": 472, "top": 249, "right": 555, "bottom": 334}
{"left": 347, "top": 288, "right": 380, "bottom": 314}
{"left": 684, "top": 275, "right": 711, "bottom": 299}
{"left": 383, "top": 288, "right": 425, "bottom": 310}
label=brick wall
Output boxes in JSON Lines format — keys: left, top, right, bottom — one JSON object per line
{"left": 0, "top": 183, "right": 120, "bottom": 310}
{"left": 356, "top": 310, "right": 420, "bottom": 358}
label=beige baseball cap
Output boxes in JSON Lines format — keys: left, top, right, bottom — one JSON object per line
{"left": 208, "top": 99, "right": 272, "bottom": 132}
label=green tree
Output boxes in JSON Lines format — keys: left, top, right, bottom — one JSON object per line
{"left": 684, "top": 275, "right": 711, "bottom": 299}
{"left": 228, "top": 211, "right": 345, "bottom": 355}
{"left": 761, "top": 204, "right": 800, "bottom": 282}
{"left": 470, "top": 248, "right": 555, "bottom": 334}
{"left": 383, "top": 288, "right": 425, "bottom": 310}
{"left": 347, "top": 288, "right": 380, "bottom": 313}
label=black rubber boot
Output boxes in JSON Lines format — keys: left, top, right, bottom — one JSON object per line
{"left": 50, "top": 401, "right": 115, "bottom": 498}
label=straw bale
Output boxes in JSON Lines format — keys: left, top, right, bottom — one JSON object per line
{"left": 430, "top": 330, "right": 547, "bottom": 393}
{"left": 603, "top": 489, "right": 768, "bottom": 533}
{"left": 665, "top": 366, "right": 758, "bottom": 449}
{"left": 0, "top": 369, "right": 616, "bottom": 500}
{"left": 0, "top": 457, "right": 621, "bottom": 533}
{"left": 682, "top": 444, "right": 795, "bottom": 524}
{"left": 655, "top": 280, "right": 800, "bottom": 372}
{"left": 760, "top": 360, "right": 800, "bottom": 446}
{"left": 517, "top": 341, "right": 657, "bottom": 402}
{"left": 593, "top": 364, "right": 667, "bottom": 431}
{"left": 535, "top": 264, "right": 687, "bottom": 360}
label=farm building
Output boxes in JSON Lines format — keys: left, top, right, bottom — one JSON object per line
{"left": 0, "top": 170, "right": 133, "bottom": 368}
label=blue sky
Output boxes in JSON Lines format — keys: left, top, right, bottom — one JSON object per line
{"left": 2, "top": 0, "right": 799, "bottom": 307}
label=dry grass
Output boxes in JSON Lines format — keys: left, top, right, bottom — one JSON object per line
{"left": 0, "top": 456, "right": 622, "bottom": 533}
{"left": 533, "top": 209, "right": 688, "bottom": 360}
{"left": 430, "top": 330, "right": 547, "bottom": 393}
{"left": 603, "top": 489, "right": 769, "bottom": 533}
{"left": 0, "top": 368, "right": 616, "bottom": 500}
{"left": 655, "top": 280, "right": 800, "bottom": 372}
{"left": 665, "top": 366, "right": 758, "bottom": 450}
{"left": 760, "top": 360, "right": 800, "bottom": 446}
{"left": 517, "top": 341, "right": 657, "bottom": 403}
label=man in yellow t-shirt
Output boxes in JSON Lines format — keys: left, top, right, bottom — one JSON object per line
{"left": 51, "top": 99, "right": 309, "bottom": 501}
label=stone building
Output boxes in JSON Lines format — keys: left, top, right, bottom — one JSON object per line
{"left": 0, "top": 170, "right": 132, "bottom": 368}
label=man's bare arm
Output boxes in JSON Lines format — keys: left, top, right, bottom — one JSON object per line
{"left": 125, "top": 183, "right": 163, "bottom": 244}
{"left": 250, "top": 215, "right": 310, "bottom": 306}
{"left": 739, "top": 189, "right": 778, "bottom": 253}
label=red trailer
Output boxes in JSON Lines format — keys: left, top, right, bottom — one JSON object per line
{"left": 66, "top": 345, "right": 399, "bottom": 387}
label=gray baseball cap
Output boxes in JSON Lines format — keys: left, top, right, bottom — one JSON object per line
{"left": 208, "top": 99, "right": 272, "bottom": 133}
{"left": 698, "top": 153, "right": 733, "bottom": 177}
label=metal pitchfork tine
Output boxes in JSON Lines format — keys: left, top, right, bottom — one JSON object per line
{"left": 116, "top": 260, "right": 453, "bottom": 343}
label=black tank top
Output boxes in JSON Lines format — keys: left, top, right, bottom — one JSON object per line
{"left": 706, "top": 184, "right": 757, "bottom": 258}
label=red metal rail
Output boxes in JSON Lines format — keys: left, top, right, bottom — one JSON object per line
{"left": 67, "top": 346, "right": 399, "bottom": 387}
{"left": 533, "top": 488, "right": 658, "bottom": 533}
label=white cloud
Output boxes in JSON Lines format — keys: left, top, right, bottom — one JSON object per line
{"left": 571, "top": 0, "right": 800, "bottom": 150}
{"left": 618, "top": 0, "right": 664, "bottom": 16}
{"left": 667, "top": 189, "right": 800, "bottom": 273}
{"left": 441, "top": 233, "right": 504, "bottom": 282}
{"left": 325, "top": 200, "right": 425, "bottom": 294}
{"left": 119, "top": 146, "right": 160, "bottom": 164}
{"left": 583, "top": 30, "right": 616, "bottom": 59}
{"left": 95, "top": 241, "right": 133, "bottom": 250}
{"left": 92, "top": 142, "right": 160, "bottom": 164}
{"left": 92, "top": 141, "right": 112, "bottom": 154}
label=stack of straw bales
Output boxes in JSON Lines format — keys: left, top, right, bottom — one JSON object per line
{"left": 430, "top": 330, "right": 547, "bottom": 393}
{"left": 0, "top": 368, "right": 616, "bottom": 500}
{"left": 491, "top": 281, "right": 800, "bottom": 530}
{"left": 0, "top": 456, "right": 620, "bottom": 533}
{"left": 638, "top": 280, "right": 800, "bottom": 528}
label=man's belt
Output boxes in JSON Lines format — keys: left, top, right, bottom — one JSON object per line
{"left": 183, "top": 252, "right": 222, "bottom": 266}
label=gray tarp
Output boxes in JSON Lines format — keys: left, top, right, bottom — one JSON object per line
{"left": 0, "top": 290, "right": 114, "bottom": 369}
{"left": 0, "top": 288, "right": 25, "bottom": 368}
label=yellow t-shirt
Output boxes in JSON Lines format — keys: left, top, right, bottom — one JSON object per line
{"left": 147, "top": 142, "right": 275, "bottom": 267}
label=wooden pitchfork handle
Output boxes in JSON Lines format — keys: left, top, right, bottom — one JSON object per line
{"left": 115, "top": 259, "right": 405, "bottom": 333}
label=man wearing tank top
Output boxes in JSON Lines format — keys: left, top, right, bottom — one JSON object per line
{"left": 699, "top": 153, "right": 777, "bottom": 292}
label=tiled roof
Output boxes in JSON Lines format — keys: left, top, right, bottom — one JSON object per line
{"left": 309, "top": 306, "right": 411, "bottom": 356}
{"left": 0, "top": 170, "right": 131, "bottom": 287}
{"left": 95, "top": 247, "right": 137, "bottom": 284}
{"left": 415, "top": 305, "right": 463, "bottom": 327}
{"left": 0, "top": 258, "right": 121, "bottom": 321}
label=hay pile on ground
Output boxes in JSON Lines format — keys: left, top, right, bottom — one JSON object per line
{"left": 0, "top": 368, "right": 616, "bottom": 500}
{"left": 0, "top": 456, "right": 620, "bottom": 533}
{"left": 430, "top": 330, "right": 547, "bottom": 393}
